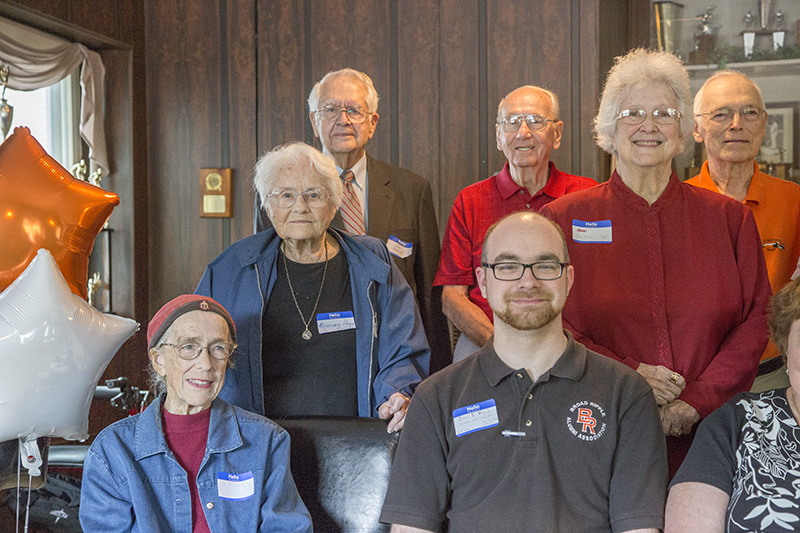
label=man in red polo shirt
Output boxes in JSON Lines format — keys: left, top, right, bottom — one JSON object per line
{"left": 435, "top": 85, "right": 596, "bottom": 361}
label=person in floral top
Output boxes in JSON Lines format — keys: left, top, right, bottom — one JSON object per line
{"left": 666, "top": 277, "right": 800, "bottom": 532}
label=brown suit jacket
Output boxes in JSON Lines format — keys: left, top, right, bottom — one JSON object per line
{"left": 254, "top": 154, "right": 451, "bottom": 372}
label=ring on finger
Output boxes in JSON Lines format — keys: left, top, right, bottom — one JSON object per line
{"left": 670, "top": 427, "right": 681, "bottom": 437}
{"left": 670, "top": 372, "right": 680, "bottom": 383}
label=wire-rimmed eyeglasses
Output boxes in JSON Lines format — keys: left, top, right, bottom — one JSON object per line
{"left": 694, "top": 106, "right": 765, "bottom": 125}
{"left": 315, "top": 104, "right": 371, "bottom": 124}
{"left": 267, "top": 188, "right": 332, "bottom": 209}
{"left": 498, "top": 113, "right": 558, "bottom": 132}
{"left": 615, "top": 108, "right": 681, "bottom": 125}
{"left": 160, "top": 342, "right": 235, "bottom": 361}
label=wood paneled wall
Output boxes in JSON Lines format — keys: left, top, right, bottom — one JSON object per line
{"left": 0, "top": 0, "right": 641, "bottom": 438}
{"left": 145, "top": 0, "right": 640, "bottom": 313}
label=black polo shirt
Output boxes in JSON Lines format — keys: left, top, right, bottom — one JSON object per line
{"left": 380, "top": 332, "right": 667, "bottom": 532}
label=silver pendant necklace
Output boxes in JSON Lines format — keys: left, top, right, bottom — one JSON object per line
{"left": 283, "top": 239, "right": 328, "bottom": 340}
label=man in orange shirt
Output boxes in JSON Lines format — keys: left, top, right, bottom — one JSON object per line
{"left": 688, "top": 70, "right": 800, "bottom": 391}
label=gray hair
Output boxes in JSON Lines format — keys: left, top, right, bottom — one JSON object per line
{"left": 254, "top": 142, "right": 343, "bottom": 216}
{"left": 308, "top": 68, "right": 380, "bottom": 114}
{"left": 496, "top": 85, "right": 561, "bottom": 121}
{"left": 147, "top": 323, "right": 236, "bottom": 398}
{"left": 693, "top": 69, "right": 765, "bottom": 115}
{"left": 594, "top": 48, "right": 693, "bottom": 154}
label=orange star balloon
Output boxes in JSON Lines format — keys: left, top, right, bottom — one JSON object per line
{"left": 0, "top": 127, "right": 119, "bottom": 299}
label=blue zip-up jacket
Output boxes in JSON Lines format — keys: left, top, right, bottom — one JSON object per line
{"left": 79, "top": 396, "right": 312, "bottom": 532}
{"left": 195, "top": 228, "right": 430, "bottom": 416}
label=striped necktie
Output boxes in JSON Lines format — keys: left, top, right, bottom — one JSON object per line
{"left": 340, "top": 170, "right": 365, "bottom": 235}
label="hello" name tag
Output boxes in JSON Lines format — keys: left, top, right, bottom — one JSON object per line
{"left": 386, "top": 235, "right": 413, "bottom": 259}
{"left": 217, "top": 471, "right": 254, "bottom": 501}
{"left": 572, "top": 219, "right": 612, "bottom": 243}
{"left": 316, "top": 311, "right": 356, "bottom": 334}
{"left": 453, "top": 399, "right": 499, "bottom": 437}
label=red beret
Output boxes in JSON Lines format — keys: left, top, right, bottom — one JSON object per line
{"left": 147, "top": 294, "right": 236, "bottom": 350}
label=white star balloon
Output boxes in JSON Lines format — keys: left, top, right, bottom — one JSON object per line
{"left": 0, "top": 248, "right": 138, "bottom": 443}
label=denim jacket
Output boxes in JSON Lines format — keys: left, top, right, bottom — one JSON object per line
{"left": 79, "top": 396, "right": 312, "bottom": 532}
{"left": 195, "top": 228, "right": 430, "bottom": 416}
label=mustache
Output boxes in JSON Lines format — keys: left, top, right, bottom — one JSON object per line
{"left": 503, "top": 288, "right": 553, "bottom": 303}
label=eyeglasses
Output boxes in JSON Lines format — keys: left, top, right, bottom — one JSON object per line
{"left": 315, "top": 104, "right": 370, "bottom": 124}
{"left": 498, "top": 114, "right": 557, "bottom": 132}
{"left": 695, "top": 106, "right": 765, "bottom": 125}
{"left": 161, "top": 342, "right": 235, "bottom": 361}
{"left": 481, "top": 261, "right": 569, "bottom": 281}
{"left": 267, "top": 188, "right": 331, "bottom": 209}
{"left": 615, "top": 108, "right": 682, "bottom": 125}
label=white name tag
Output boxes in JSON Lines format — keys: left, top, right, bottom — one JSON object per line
{"left": 217, "top": 471, "right": 254, "bottom": 501}
{"left": 316, "top": 311, "right": 356, "bottom": 334}
{"left": 572, "top": 219, "right": 612, "bottom": 243}
{"left": 453, "top": 399, "right": 499, "bottom": 437}
{"left": 387, "top": 235, "right": 413, "bottom": 259}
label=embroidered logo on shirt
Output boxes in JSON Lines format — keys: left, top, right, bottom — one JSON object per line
{"left": 566, "top": 401, "right": 607, "bottom": 441}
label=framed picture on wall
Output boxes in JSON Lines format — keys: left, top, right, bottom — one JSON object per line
{"left": 758, "top": 103, "right": 799, "bottom": 166}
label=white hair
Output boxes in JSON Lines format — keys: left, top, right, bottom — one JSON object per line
{"left": 307, "top": 68, "right": 379, "bottom": 113}
{"left": 693, "top": 69, "right": 765, "bottom": 115}
{"left": 253, "top": 142, "right": 342, "bottom": 215}
{"left": 594, "top": 49, "right": 693, "bottom": 154}
{"left": 496, "top": 85, "right": 561, "bottom": 121}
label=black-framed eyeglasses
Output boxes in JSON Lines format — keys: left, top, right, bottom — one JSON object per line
{"left": 160, "top": 342, "right": 235, "bottom": 361}
{"left": 315, "top": 104, "right": 370, "bottom": 124}
{"left": 481, "top": 261, "right": 569, "bottom": 281}
{"left": 695, "top": 106, "right": 765, "bottom": 125}
{"left": 615, "top": 108, "right": 681, "bottom": 125}
{"left": 498, "top": 113, "right": 558, "bottom": 132}
{"left": 267, "top": 188, "right": 332, "bottom": 209}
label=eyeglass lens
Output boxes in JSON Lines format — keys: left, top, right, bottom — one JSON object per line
{"left": 500, "top": 114, "right": 549, "bottom": 132}
{"left": 489, "top": 262, "right": 564, "bottom": 281}
{"left": 268, "top": 189, "right": 329, "bottom": 208}
{"left": 706, "top": 107, "right": 763, "bottom": 124}
{"left": 318, "top": 105, "right": 368, "bottom": 123}
{"left": 617, "top": 109, "right": 680, "bottom": 125}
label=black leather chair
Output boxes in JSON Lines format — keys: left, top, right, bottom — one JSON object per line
{"left": 278, "top": 417, "right": 398, "bottom": 533}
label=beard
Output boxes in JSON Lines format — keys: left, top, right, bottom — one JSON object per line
{"left": 493, "top": 288, "right": 562, "bottom": 331}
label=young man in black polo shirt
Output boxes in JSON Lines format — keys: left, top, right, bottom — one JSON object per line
{"left": 380, "top": 212, "right": 667, "bottom": 533}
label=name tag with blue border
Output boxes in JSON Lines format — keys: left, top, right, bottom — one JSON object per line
{"left": 217, "top": 471, "right": 254, "bottom": 501}
{"left": 453, "top": 399, "right": 499, "bottom": 436}
{"left": 386, "top": 235, "right": 413, "bottom": 259}
{"left": 572, "top": 219, "right": 612, "bottom": 243}
{"left": 316, "top": 312, "right": 356, "bottom": 334}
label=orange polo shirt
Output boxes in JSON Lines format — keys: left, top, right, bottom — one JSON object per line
{"left": 688, "top": 161, "right": 800, "bottom": 361}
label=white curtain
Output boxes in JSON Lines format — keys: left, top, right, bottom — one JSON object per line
{"left": 0, "top": 16, "right": 108, "bottom": 176}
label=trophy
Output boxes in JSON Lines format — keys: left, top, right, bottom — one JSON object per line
{"left": 774, "top": 10, "right": 785, "bottom": 50}
{"left": 690, "top": 6, "right": 716, "bottom": 64}
{"left": 654, "top": 1, "right": 684, "bottom": 55}
{"left": 0, "top": 63, "right": 12, "bottom": 140}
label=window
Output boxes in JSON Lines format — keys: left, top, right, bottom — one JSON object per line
{"left": 4, "top": 68, "right": 82, "bottom": 172}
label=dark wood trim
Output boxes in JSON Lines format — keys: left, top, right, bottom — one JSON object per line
{"left": 0, "top": 0, "right": 129, "bottom": 50}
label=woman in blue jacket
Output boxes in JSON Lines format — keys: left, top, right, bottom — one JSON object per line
{"left": 196, "top": 142, "right": 430, "bottom": 432}
{"left": 80, "top": 294, "right": 312, "bottom": 532}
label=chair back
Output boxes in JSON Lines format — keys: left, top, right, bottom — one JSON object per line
{"left": 278, "top": 417, "right": 398, "bottom": 533}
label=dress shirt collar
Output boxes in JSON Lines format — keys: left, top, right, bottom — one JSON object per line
{"left": 336, "top": 152, "right": 367, "bottom": 193}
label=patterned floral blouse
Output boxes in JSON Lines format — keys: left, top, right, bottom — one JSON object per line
{"left": 672, "top": 389, "right": 800, "bottom": 532}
